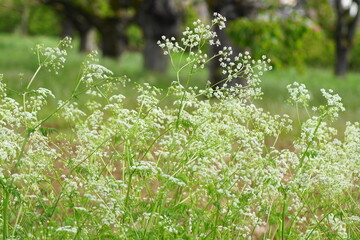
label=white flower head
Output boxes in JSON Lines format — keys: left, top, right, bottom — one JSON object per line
{"left": 319, "top": 88, "right": 345, "bottom": 120}
{"left": 287, "top": 82, "right": 310, "bottom": 107}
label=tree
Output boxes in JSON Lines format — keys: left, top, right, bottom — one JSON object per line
{"left": 18, "top": 0, "right": 31, "bottom": 34}
{"left": 42, "top": 0, "right": 133, "bottom": 57}
{"left": 60, "top": 17, "right": 75, "bottom": 39}
{"left": 0, "top": 0, "right": 37, "bottom": 34}
{"left": 42, "top": 0, "right": 184, "bottom": 70}
{"left": 136, "top": 0, "right": 183, "bottom": 72}
{"left": 334, "top": 0, "right": 360, "bottom": 77}
{"left": 306, "top": 0, "right": 336, "bottom": 36}
{"left": 42, "top": 0, "right": 95, "bottom": 52}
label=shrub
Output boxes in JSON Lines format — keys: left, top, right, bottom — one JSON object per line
{"left": 0, "top": 2, "right": 60, "bottom": 36}
{"left": 0, "top": 1, "right": 21, "bottom": 33}
{"left": 28, "top": 4, "right": 61, "bottom": 36}
{"left": 0, "top": 14, "right": 359, "bottom": 239}
{"left": 126, "top": 24, "right": 144, "bottom": 51}
{"left": 227, "top": 16, "right": 334, "bottom": 69}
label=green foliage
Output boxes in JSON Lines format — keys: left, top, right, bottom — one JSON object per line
{"left": 227, "top": 16, "right": 334, "bottom": 69}
{"left": 126, "top": 24, "right": 144, "bottom": 50}
{"left": 301, "top": 27, "right": 334, "bottom": 67}
{"left": 71, "top": 0, "right": 133, "bottom": 17}
{"left": 307, "top": 0, "right": 336, "bottom": 36}
{"left": 0, "top": 14, "right": 20, "bottom": 33}
{"left": 350, "top": 32, "right": 360, "bottom": 71}
{"left": 28, "top": 4, "right": 61, "bottom": 36}
{"left": 1, "top": 33, "right": 360, "bottom": 127}
{"left": 183, "top": 2, "right": 202, "bottom": 31}
{"left": 0, "top": 1, "right": 21, "bottom": 32}
{"left": 0, "top": 1, "right": 60, "bottom": 36}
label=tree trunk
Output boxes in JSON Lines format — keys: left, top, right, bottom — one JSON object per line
{"left": 19, "top": 0, "right": 31, "bottom": 35}
{"left": 144, "top": 38, "right": 168, "bottom": 72}
{"left": 335, "top": 44, "right": 350, "bottom": 76}
{"left": 42, "top": 0, "right": 97, "bottom": 53}
{"left": 60, "top": 17, "right": 75, "bottom": 38}
{"left": 79, "top": 28, "right": 97, "bottom": 52}
{"left": 334, "top": 0, "right": 360, "bottom": 77}
{"left": 138, "top": 0, "right": 183, "bottom": 72}
{"left": 98, "top": 18, "right": 127, "bottom": 58}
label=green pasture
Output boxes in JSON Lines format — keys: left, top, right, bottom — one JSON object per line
{"left": 0, "top": 33, "right": 359, "bottom": 133}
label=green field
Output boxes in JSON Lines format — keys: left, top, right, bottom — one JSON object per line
{"left": 1, "top": 33, "right": 359, "bottom": 131}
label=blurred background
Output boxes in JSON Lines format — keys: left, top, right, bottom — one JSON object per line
{"left": 0, "top": 0, "right": 359, "bottom": 134}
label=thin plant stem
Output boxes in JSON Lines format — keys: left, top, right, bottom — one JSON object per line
{"left": 2, "top": 188, "right": 9, "bottom": 240}
{"left": 26, "top": 65, "right": 42, "bottom": 90}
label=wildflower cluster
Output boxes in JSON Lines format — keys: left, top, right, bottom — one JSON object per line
{"left": 287, "top": 81, "right": 311, "bottom": 107}
{"left": 318, "top": 88, "right": 345, "bottom": 119}
{"left": 158, "top": 12, "right": 271, "bottom": 96}
{"left": 33, "top": 36, "right": 72, "bottom": 74}
{"left": 80, "top": 51, "right": 114, "bottom": 87}
{"left": 158, "top": 13, "right": 223, "bottom": 53}
{"left": 157, "top": 13, "right": 221, "bottom": 57}
{"left": 0, "top": 14, "right": 359, "bottom": 240}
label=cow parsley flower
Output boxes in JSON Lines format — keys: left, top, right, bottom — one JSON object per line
{"left": 34, "top": 36, "right": 72, "bottom": 74}
{"left": 287, "top": 82, "right": 310, "bottom": 107}
{"left": 319, "top": 88, "right": 345, "bottom": 119}
{"left": 81, "top": 63, "right": 113, "bottom": 87}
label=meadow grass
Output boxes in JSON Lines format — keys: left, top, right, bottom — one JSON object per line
{"left": 1, "top": 34, "right": 359, "bottom": 117}
{"left": 1, "top": 33, "right": 359, "bottom": 118}
{"left": 1, "top": 33, "right": 359, "bottom": 143}
{"left": 0, "top": 23, "right": 359, "bottom": 239}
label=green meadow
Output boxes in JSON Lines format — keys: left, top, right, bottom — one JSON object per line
{"left": 1, "top": 33, "right": 359, "bottom": 132}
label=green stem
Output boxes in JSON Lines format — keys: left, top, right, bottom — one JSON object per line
{"left": 143, "top": 198, "right": 160, "bottom": 238}
{"left": 141, "top": 126, "right": 173, "bottom": 161}
{"left": 12, "top": 186, "right": 30, "bottom": 236}
{"left": 298, "top": 115, "right": 325, "bottom": 169}
{"left": 281, "top": 199, "right": 287, "bottom": 240}
{"left": 33, "top": 99, "right": 70, "bottom": 129}
{"left": 296, "top": 102, "right": 301, "bottom": 127}
{"left": 73, "top": 214, "right": 89, "bottom": 240}
{"left": 12, "top": 131, "right": 31, "bottom": 176}
{"left": 123, "top": 173, "right": 133, "bottom": 223}
{"left": 47, "top": 192, "right": 63, "bottom": 219}
{"left": 26, "top": 65, "right": 42, "bottom": 90}
{"left": 34, "top": 76, "right": 84, "bottom": 129}
{"left": 281, "top": 185, "right": 287, "bottom": 240}
{"left": 287, "top": 190, "right": 307, "bottom": 237}
{"left": 175, "top": 65, "right": 195, "bottom": 128}
{"left": 71, "top": 137, "right": 111, "bottom": 173}
{"left": 2, "top": 188, "right": 9, "bottom": 240}
{"left": 305, "top": 214, "right": 328, "bottom": 240}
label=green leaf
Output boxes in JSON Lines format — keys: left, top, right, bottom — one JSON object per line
{"left": 39, "top": 127, "right": 57, "bottom": 136}
{"left": 26, "top": 127, "right": 36, "bottom": 136}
